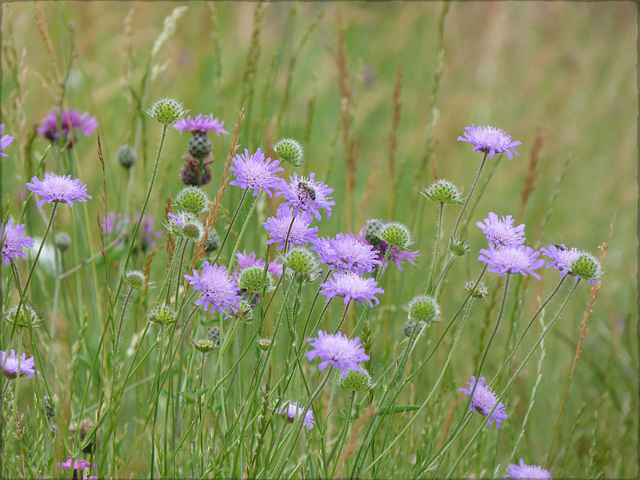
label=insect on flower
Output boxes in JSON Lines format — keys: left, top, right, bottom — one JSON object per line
{"left": 297, "top": 181, "right": 317, "bottom": 201}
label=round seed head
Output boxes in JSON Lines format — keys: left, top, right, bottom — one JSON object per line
{"left": 363, "top": 219, "right": 384, "bottom": 245}
{"left": 182, "top": 220, "right": 204, "bottom": 241}
{"left": 207, "top": 326, "right": 221, "bottom": 346}
{"left": 274, "top": 138, "right": 304, "bottom": 166}
{"left": 341, "top": 369, "right": 373, "bottom": 392}
{"left": 146, "top": 98, "right": 187, "bottom": 125}
{"left": 257, "top": 337, "right": 275, "bottom": 351}
{"left": 403, "top": 319, "right": 425, "bottom": 337}
{"left": 406, "top": 295, "right": 440, "bottom": 323}
{"left": 54, "top": 232, "right": 72, "bottom": 252}
{"left": 193, "top": 339, "right": 217, "bottom": 353}
{"left": 4, "top": 306, "right": 43, "bottom": 329}
{"left": 231, "top": 300, "right": 254, "bottom": 324}
{"left": 124, "top": 270, "right": 145, "bottom": 289}
{"left": 205, "top": 229, "right": 221, "bottom": 254}
{"left": 175, "top": 186, "right": 210, "bottom": 215}
{"left": 118, "top": 144, "right": 136, "bottom": 169}
{"left": 148, "top": 305, "right": 177, "bottom": 325}
{"left": 464, "top": 280, "right": 489, "bottom": 300}
{"left": 283, "top": 246, "right": 318, "bottom": 276}
{"left": 380, "top": 222, "right": 412, "bottom": 248}
{"left": 421, "top": 179, "right": 464, "bottom": 204}
{"left": 237, "top": 266, "right": 275, "bottom": 293}
{"left": 570, "top": 252, "right": 601, "bottom": 283}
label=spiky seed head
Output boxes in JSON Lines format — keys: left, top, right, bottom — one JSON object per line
{"left": 257, "top": 337, "right": 274, "bottom": 351}
{"left": 406, "top": 295, "right": 440, "bottom": 323}
{"left": 175, "top": 186, "right": 210, "bottom": 215}
{"left": 341, "top": 369, "right": 373, "bottom": 392}
{"left": 464, "top": 280, "right": 489, "bottom": 300}
{"left": 54, "top": 232, "right": 72, "bottom": 252}
{"left": 148, "top": 305, "right": 177, "bottom": 325}
{"left": 380, "top": 222, "right": 412, "bottom": 248}
{"left": 146, "top": 98, "right": 187, "bottom": 125}
{"left": 238, "top": 266, "right": 275, "bottom": 294}
{"left": 449, "top": 236, "right": 472, "bottom": 256}
{"left": 403, "top": 319, "right": 425, "bottom": 337}
{"left": 364, "top": 219, "right": 384, "bottom": 245}
{"left": 274, "top": 138, "right": 304, "bottom": 166}
{"left": 570, "top": 252, "right": 601, "bottom": 283}
{"left": 207, "top": 326, "right": 221, "bottom": 345}
{"left": 4, "top": 306, "right": 43, "bottom": 329}
{"left": 193, "top": 339, "right": 217, "bottom": 353}
{"left": 283, "top": 246, "right": 318, "bottom": 276}
{"left": 205, "top": 229, "right": 221, "bottom": 254}
{"left": 118, "top": 144, "right": 136, "bottom": 169}
{"left": 421, "top": 179, "right": 464, "bottom": 204}
{"left": 182, "top": 220, "right": 204, "bottom": 241}
{"left": 231, "top": 300, "right": 254, "bottom": 324}
{"left": 124, "top": 270, "right": 145, "bottom": 289}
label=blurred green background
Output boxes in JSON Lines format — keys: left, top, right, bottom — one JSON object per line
{"left": 1, "top": 2, "right": 637, "bottom": 477}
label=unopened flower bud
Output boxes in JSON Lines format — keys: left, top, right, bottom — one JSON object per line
{"left": 380, "top": 222, "right": 412, "bottom": 248}
{"left": 124, "top": 270, "right": 145, "bottom": 289}
{"left": 363, "top": 219, "right": 383, "bottom": 245}
{"left": 274, "top": 138, "right": 304, "bottom": 166}
{"left": 237, "top": 266, "right": 275, "bottom": 294}
{"left": 341, "top": 369, "right": 373, "bottom": 392}
{"left": 118, "top": 144, "right": 136, "bottom": 169}
{"left": 54, "top": 232, "right": 71, "bottom": 252}
{"left": 449, "top": 236, "right": 471, "bottom": 256}
{"left": 421, "top": 179, "right": 464, "bottom": 204}
{"left": 406, "top": 295, "right": 440, "bottom": 323}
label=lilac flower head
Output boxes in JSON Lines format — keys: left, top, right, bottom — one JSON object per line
{"left": 540, "top": 244, "right": 581, "bottom": 279}
{"left": 37, "top": 108, "right": 97, "bottom": 141}
{"left": 0, "top": 124, "right": 14, "bottom": 157}
{"left": 26, "top": 172, "right": 91, "bottom": 207}
{"left": 320, "top": 271, "right": 384, "bottom": 308}
{"left": 0, "top": 349, "right": 39, "bottom": 379}
{"left": 101, "top": 212, "right": 130, "bottom": 236}
{"left": 273, "top": 399, "right": 314, "bottom": 430}
{"left": 263, "top": 206, "right": 319, "bottom": 251}
{"left": 230, "top": 148, "right": 284, "bottom": 198}
{"left": 277, "top": 172, "right": 335, "bottom": 221}
{"left": 478, "top": 244, "right": 545, "bottom": 280}
{"left": 505, "top": 460, "right": 552, "bottom": 479}
{"left": 173, "top": 114, "right": 228, "bottom": 135}
{"left": 1, "top": 218, "right": 35, "bottom": 266}
{"left": 458, "top": 124, "right": 521, "bottom": 160}
{"left": 477, "top": 212, "right": 526, "bottom": 248}
{"left": 235, "top": 250, "right": 283, "bottom": 278}
{"left": 134, "top": 212, "right": 163, "bottom": 251}
{"left": 459, "top": 375, "right": 508, "bottom": 429}
{"left": 357, "top": 224, "right": 419, "bottom": 272}
{"left": 184, "top": 261, "right": 242, "bottom": 316}
{"left": 306, "top": 330, "right": 370, "bottom": 379}
{"left": 312, "top": 233, "right": 381, "bottom": 274}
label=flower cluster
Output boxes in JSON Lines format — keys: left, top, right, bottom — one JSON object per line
{"left": 306, "top": 330, "right": 370, "bottom": 379}
{"left": 273, "top": 399, "right": 315, "bottom": 430}
{"left": 319, "top": 271, "right": 384, "bottom": 308}
{"left": 37, "top": 108, "right": 97, "bottom": 142}
{"left": 505, "top": 460, "right": 552, "bottom": 479}
{"left": 26, "top": 173, "right": 91, "bottom": 207}
{"left": 276, "top": 172, "right": 335, "bottom": 222}
{"left": 263, "top": 206, "right": 319, "bottom": 251}
{"left": 458, "top": 124, "right": 521, "bottom": 160}
{"left": 0, "top": 124, "right": 14, "bottom": 157}
{"left": 230, "top": 148, "right": 284, "bottom": 197}
{"left": 173, "top": 113, "right": 227, "bottom": 135}
{"left": 184, "top": 262, "right": 242, "bottom": 316}
{"left": 1, "top": 218, "right": 35, "bottom": 266}
{"left": 311, "top": 233, "right": 381, "bottom": 274}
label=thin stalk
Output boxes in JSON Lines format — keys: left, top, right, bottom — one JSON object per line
{"left": 212, "top": 189, "right": 249, "bottom": 266}
{"left": 452, "top": 151, "right": 488, "bottom": 238}
{"left": 426, "top": 202, "right": 445, "bottom": 295}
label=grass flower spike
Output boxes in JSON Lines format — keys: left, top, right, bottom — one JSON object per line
{"left": 459, "top": 375, "right": 508, "bottom": 429}
{"left": 458, "top": 124, "right": 521, "bottom": 160}
{"left": 26, "top": 173, "right": 91, "bottom": 207}
{"left": 1, "top": 218, "right": 35, "bottom": 265}
{"left": 306, "top": 330, "right": 370, "bottom": 378}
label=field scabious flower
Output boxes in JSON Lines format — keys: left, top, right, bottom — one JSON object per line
{"left": 0, "top": 124, "right": 14, "bottom": 156}
{"left": 0, "top": 349, "right": 39, "bottom": 379}
{"left": 37, "top": 108, "right": 97, "bottom": 141}
{"left": 358, "top": 221, "right": 420, "bottom": 271}
{"left": 273, "top": 399, "right": 314, "bottom": 430}
{"left": 319, "top": 271, "right": 384, "bottom": 307}
{"left": 505, "top": 460, "right": 552, "bottom": 479}
{"left": 230, "top": 148, "right": 284, "bottom": 197}
{"left": 263, "top": 206, "right": 319, "bottom": 251}
{"left": 540, "top": 244, "right": 581, "bottom": 278}
{"left": 459, "top": 375, "right": 508, "bottom": 429}
{"left": 306, "top": 330, "right": 370, "bottom": 378}
{"left": 26, "top": 173, "right": 91, "bottom": 207}
{"left": 477, "top": 212, "right": 526, "bottom": 248}
{"left": 277, "top": 172, "right": 335, "bottom": 221}
{"left": 457, "top": 124, "right": 521, "bottom": 160}
{"left": 173, "top": 113, "right": 227, "bottom": 135}
{"left": 1, "top": 218, "right": 35, "bottom": 265}
{"left": 311, "top": 233, "right": 381, "bottom": 274}
{"left": 184, "top": 262, "right": 242, "bottom": 316}
{"left": 479, "top": 244, "right": 545, "bottom": 280}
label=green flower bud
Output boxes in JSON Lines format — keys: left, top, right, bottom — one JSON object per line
{"left": 146, "top": 97, "right": 187, "bottom": 125}
{"left": 405, "top": 295, "right": 440, "bottom": 323}
{"left": 118, "top": 144, "right": 136, "bottom": 169}
{"left": 403, "top": 319, "right": 425, "bottom": 337}
{"left": 570, "top": 252, "right": 601, "bottom": 284}
{"left": 205, "top": 229, "right": 221, "bottom": 254}
{"left": 283, "top": 247, "right": 318, "bottom": 276}
{"left": 449, "top": 236, "right": 471, "bottom": 256}
{"left": 274, "top": 138, "right": 304, "bottom": 167}
{"left": 231, "top": 300, "right": 254, "bottom": 324}
{"left": 193, "top": 339, "right": 217, "bottom": 353}
{"left": 124, "top": 270, "right": 145, "bottom": 289}
{"left": 175, "top": 186, "right": 210, "bottom": 215}
{"left": 237, "top": 266, "right": 275, "bottom": 294}
{"left": 4, "top": 306, "right": 43, "bottom": 329}
{"left": 148, "top": 305, "right": 177, "bottom": 325}
{"left": 421, "top": 179, "right": 464, "bottom": 204}
{"left": 464, "top": 280, "right": 489, "bottom": 300}
{"left": 182, "top": 220, "right": 204, "bottom": 241}
{"left": 54, "top": 232, "right": 71, "bottom": 252}
{"left": 363, "top": 219, "right": 384, "bottom": 245}
{"left": 380, "top": 222, "right": 412, "bottom": 248}
{"left": 257, "top": 337, "right": 274, "bottom": 351}
{"left": 341, "top": 369, "right": 373, "bottom": 392}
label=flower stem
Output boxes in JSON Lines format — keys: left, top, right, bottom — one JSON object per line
{"left": 426, "top": 202, "right": 445, "bottom": 295}
{"left": 213, "top": 189, "right": 249, "bottom": 266}
{"left": 452, "top": 151, "right": 488, "bottom": 239}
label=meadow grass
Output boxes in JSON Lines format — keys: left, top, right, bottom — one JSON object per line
{"left": 0, "top": 2, "right": 637, "bottom": 478}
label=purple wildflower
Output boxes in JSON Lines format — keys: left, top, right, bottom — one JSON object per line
{"left": 173, "top": 114, "right": 228, "bottom": 135}
{"left": 276, "top": 172, "right": 335, "bottom": 222}
{"left": 58, "top": 456, "right": 96, "bottom": 479}
{"left": 459, "top": 375, "right": 508, "bottom": 430}
{"left": 184, "top": 261, "right": 242, "bottom": 316}
{"left": 312, "top": 233, "right": 381, "bottom": 274}
{"left": 0, "top": 124, "right": 14, "bottom": 157}
{"left": 235, "top": 251, "right": 283, "bottom": 278}
{"left": 540, "top": 244, "right": 581, "bottom": 278}
{"left": 357, "top": 225, "right": 419, "bottom": 271}
{"left": 37, "top": 108, "right": 97, "bottom": 141}
{"left": 478, "top": 244, "right": 545, "bottom": 280}
{"left": 273, "top": 399, "right": 315, "bottom": 430}
{"left": 0, "top": 349, "right": 39, "bottom": 379}
{"left": 26, "top": 173, "right": 91, "bottom": 207}
{"left": 505, "top": 460, "right": 552, "bottom": 479}
{"left": 477, "top": 212, "right": 526, "bottom": 248}
{"left": 101, "top": 212, "right": 129, "bottom": 236}
{"left": 319, "top": 271, "right": 384, "bottom": 308}
{"left": 263, "top": 206, "right": 319, "bottom": 251}
{"left": 306, "top": 330, "right": 370, "bottom": 379}
{"left": 458, "top": 124, "right": 521, "bottom": 160}
{"left": 1, "top": 218, "right": 35, "bottom": 266}
{"left": 230, "top": 148, "right": 284, "bottom": 197}
{"left": 134, "top": 212, "right": 163, "bottom": 251}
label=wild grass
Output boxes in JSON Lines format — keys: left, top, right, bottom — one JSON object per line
{"left": 0, "top": 2, "right": 637, "bottom": 479}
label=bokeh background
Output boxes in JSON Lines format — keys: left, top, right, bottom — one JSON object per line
{"left": 1, "top": 2, "right": 637, "bottom": 477}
